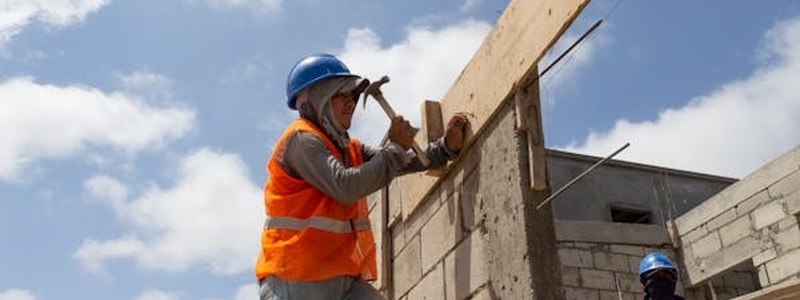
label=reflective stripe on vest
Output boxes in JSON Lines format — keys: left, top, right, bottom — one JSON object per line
{"left": 264, "top": 216, "right": 371, "bottom": 233}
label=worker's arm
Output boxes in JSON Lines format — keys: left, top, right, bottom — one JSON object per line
{"left": 361, "top": 137, "right": 457, "bottom": 175}
{"left": 279, "top": 132, "right": 410, "bottom": 205}
{"left": 363, "top": 112, "right": 467, "bottom": 173}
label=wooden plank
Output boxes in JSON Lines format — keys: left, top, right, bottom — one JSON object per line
{"left": 398, "top": 0, "right": 591, "bottom": 218}
{"left": 421, "top": 100, "right": 447, "bottom": 177}
{"left": 514, "top": 65, "right": 548, "bottom": 191}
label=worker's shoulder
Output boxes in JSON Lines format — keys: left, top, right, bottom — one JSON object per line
{"left": 287, "top": 131, "right": 325, "bottom": 146}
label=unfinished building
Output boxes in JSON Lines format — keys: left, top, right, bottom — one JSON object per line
{"left": 365, "top": 0, "right": 800, "bottom": 299}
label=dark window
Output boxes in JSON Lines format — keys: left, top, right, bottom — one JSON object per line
{"left": 610, "top": 207, "right": 651, "bottom": 224}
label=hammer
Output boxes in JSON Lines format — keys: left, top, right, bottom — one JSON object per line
{"left": 362, "top": 75, "right": 431, "bottom": 166}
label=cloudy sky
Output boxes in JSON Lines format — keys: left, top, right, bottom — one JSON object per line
{"left": 2, "top": 0, "right": 800, "bottom": 299}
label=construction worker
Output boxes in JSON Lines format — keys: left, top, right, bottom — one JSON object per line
{"left": 254, "top": 53, "right": 469, "bottom": 300}
{"left": 639, "top": 252, "right": 686, "bottom": 300}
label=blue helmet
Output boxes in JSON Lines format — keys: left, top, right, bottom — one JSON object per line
{"left": 285, "top": 53, "right": 359, "bottom": 110}
{"left": 639, "top": 252, "right": 678, "bottom": 283}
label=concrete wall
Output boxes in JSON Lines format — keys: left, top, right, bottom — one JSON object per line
{"left": 370, "top": 101, "right": 563, "bottom": 300}
{"left": 674, "top": 146, "right": 800, "bottom": 295}
{"left": 367, "top": 107, "right": 750, "bottom": 300}
{"left": 555, "top": 220, "right": 678, "bottom": 300}
{"left": 547, "top": 150, "right": 735, "bottom": 225}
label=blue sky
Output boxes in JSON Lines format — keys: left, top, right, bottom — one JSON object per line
{"left": 1, "top": 0, "right": 800, "bottom": 299}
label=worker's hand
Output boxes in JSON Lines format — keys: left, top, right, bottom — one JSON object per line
{"left": 445, "top": 112, "right": 469, "bottom": 153}
{"left": 388, "top": 116, "right": 415, "bottom": 150}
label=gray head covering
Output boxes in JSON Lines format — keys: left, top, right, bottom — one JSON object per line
{"left": 295, "top": 76, "right": 369, "bottom": 149}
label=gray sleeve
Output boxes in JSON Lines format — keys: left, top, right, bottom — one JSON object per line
{"left": 280, "top": 132, "right": 411, "bottom": 205}
{"left": 395, "top": 137, "right": 460, "bottom": 175}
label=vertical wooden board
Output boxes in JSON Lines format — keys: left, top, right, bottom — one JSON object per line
{"left": 422, "top": 100, "right": 448, "bottom": 177}
{"left": 398, "top": 0, "right": 591, "bottom": 219}
{"left": 521, "top": 67, "right": 549, "bottom": 191}
{"left": 422, "top": 100, "right": 444, "bottom": 143}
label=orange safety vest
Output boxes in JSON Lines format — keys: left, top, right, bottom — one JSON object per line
{"left": 254, "top": 118, "right": 377, "bottom": 282}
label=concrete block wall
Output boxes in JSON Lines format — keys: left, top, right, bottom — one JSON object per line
{"left": 674, "top": 146, "right": 800, "bottom": 291}
{"left": 555, "top": 220, "right": 680, "bottom": 300}
{"left": 697, "top": 262, "right": 760, "bottom": 300}
{"left": 370, "top": 102, "right": 563, "bottom": 300}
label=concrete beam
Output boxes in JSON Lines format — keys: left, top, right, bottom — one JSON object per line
{"left": 555, "top": 220, "right": 671, "bottom": 246}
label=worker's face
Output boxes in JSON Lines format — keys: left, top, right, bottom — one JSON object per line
{"left": 643, "top": 270, "right": 677, "bottom": 300}
{"left": 330, "top": 91, "right": 357, "bottom": 130}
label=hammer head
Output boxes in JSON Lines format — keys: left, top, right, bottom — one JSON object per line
{"left": 362, "top": 75, "right": 390, "bottom": 108}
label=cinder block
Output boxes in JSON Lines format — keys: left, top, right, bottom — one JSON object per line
{"left": 574, "top": 242, "right": 598, "bottom": 249}
{"left": 458, "top": 167, "right": 481, "bottom": 232}
{"left": 616, "top": 272, "right": 640, "bottom": 293}
{"left": 444, "top": 231, "right": 488, "bottom": 300}
{"left": 752, "top": 201, "right": 787, "bottom": 229}
{"left": 561, "top": 266, "right": 581, "bottom": 287}
{"left": 404, "top": 190, "right": 444, "bottom": 240}
{"left": 681, "top": 224, "right": 708, "bottom": 245}
{"left": 593, "top": 252, "right": 630, "bottom": 273}
{"left": 393, "top": 235, "right": 422, "bottom": 298}
{"left": 407, "top": 262, "right": 444, "bottom": 300}
{"left": 599, "top": 291, "right": 625, "bottom": 300}
{"left": 753, "top": 248, "right": 777, "bottom": 266}
{"left": 691, "top": 232, "right": 722, "bottom": 259}
{"left": 719, "top": 216, "right": 753, "bottom": 247}
{"left": 765, "top": 247, "right": 800, "bottom": 284}
{"left": 786, "top": 191, "right": 800, "bottom": 216}
{"left": 609, "top": 245, "right": 645, "bottom": 256}
{"left": 388, "top": 179, "right": 404, "bottom": 225}
{"left": 564, "top": 287, "right": 600, "bottom": 300}
{"left": 559, "top": 248, "right": 594, "bottom": 268}
{"left": 775, "top": 223, "right": 800, "bottom": 253}
{"left": 392, "top": 221, "right": 406, "bottom": 256}
{"left": 777, "top": 215, "right": 799, "bottom": 231}
{"left": 707, "top": 208, "right": 738, "bottom": 232}
{"left": 767, "top": 170, "right": 800, "bottom": 199}
{"left": 580, "top": 269, "right": 615, "bottom": 290}
{"left": 421, "top": 197, "right": 463, "bottom": 272}
{"left": 628, "top": 255, "right": 642, "bottom": 274}
{"left": 737, "top": 190, "right": 771, "bottom": 217}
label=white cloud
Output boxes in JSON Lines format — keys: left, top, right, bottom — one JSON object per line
{"left": 132, "top": 290, "right": 179, "bottom": 300}
{"left": 194, "top": 0, "right": 283, "bottom": 14}
{"left": 338, "top": 19, "right": 492, "bottom": 146}
{"left": 0, "top": 77, "right": 195, "bottom": 182}
{"left": 116, "top": 71, "right": 172, "bottom": 92}
{"left": 0, "top": 289, "right": 36, "bottom": 300}
{"left": 0, "top": 0, "right": 109, "bottom": 50}
{"left": 561, "top": 17, "right": 800, "bottom": 178}
{"left": 85, "top": 174, "right": 129, "bottom": 209}
{"left": 75, "top": 148, "right": 263, "bottom": 276}
{"left": 460, "top": 0, "right": 484, "bottom": 12}
{"left": 233, "top": 283, "right": 259, "bottom": 300}
{"left": 114, "top": 71, "right": 177, "bottom": 104}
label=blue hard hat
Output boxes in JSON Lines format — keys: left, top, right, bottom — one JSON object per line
{"left": 285, "top": 53, "right": 359, "bottom": 110}
{"left": 639, "top": 252, "right": 678, "bottom": 283}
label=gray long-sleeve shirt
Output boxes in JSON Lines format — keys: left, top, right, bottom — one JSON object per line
{"left": 278, "top": 131, "right": 457, "bottom": 205}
